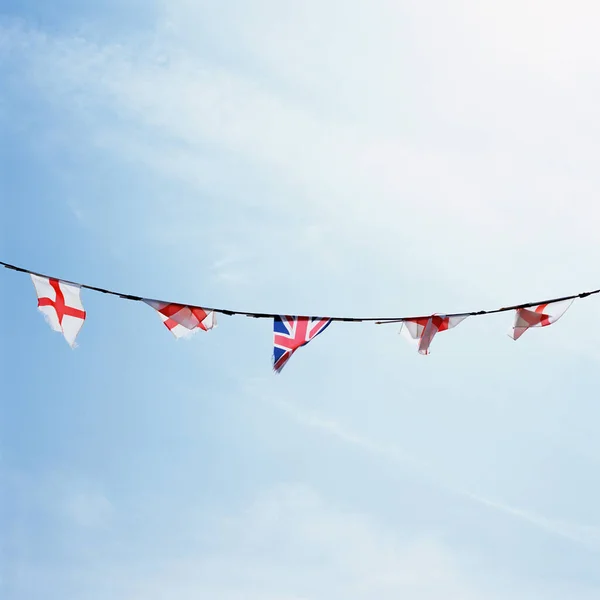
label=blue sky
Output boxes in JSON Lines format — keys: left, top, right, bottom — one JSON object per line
{"left": 2, "top": 1, "right": 600, "bottom": 598}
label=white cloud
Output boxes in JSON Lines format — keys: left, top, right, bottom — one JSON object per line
{"left": 254, "top": 385, "right": 600, "bottom": 552}
{"left": 5, "top": 1, "right": 600, "bottom": 309}
{"left": 3, "top": 469, "right": 115, "bottom": 530}
{"left": 3, "top": 4, "right": 600, "bottom": 597}
{"left": 254, "top": 382, "right": 426, "bottom": 471}
{"left": 468, "top": 493, "right": 600, "bottom": 550}
{"left": 63, "top": 489, "right": 113, "bottom": 529}
{"left": 27, "top": 483, "right": 593, "bottom": 600}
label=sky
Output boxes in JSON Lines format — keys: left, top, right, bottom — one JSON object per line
{"left": 2, "top": 0, "right": 600, "bottom": 598}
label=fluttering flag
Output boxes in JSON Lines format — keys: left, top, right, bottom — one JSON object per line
{"left": 401, "top": 314, "right": 467, "bottom": 355}
{"left": 30, "top": 274, "right": 86, "bottom": 347}
{"left": 273, "top": 316, "right": 331, "bottom": 372}
{"left": 509, "top": 299, "right": 573, "bottom": 340}
{"left": 144, "top": 300, "right": 216, "bottom": 338}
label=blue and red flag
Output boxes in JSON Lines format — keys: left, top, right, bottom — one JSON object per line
{"left": 273, "top": 315, "right": 332, "bottom": 372}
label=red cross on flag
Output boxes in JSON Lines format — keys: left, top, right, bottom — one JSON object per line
{"left": 31, "top": 274, "right": 86, "bottom": 347}
{"left": 401, "top": 314, "right": 467, "bottom": 355}
{"left": 510, "top": 299, "right": 573, "bottom": 340}
{"left": 144, "top": 300, "right": 216, "bottom": 338}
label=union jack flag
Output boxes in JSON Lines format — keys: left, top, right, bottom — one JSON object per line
{"left": 273, "top": 315, "right": 331, "bottom": 372}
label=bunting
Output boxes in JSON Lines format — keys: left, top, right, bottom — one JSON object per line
{"left": 0, "top": 260, "right": 596, "bottom": 372}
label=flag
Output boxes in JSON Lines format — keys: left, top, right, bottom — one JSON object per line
{"left": 144, "top": 300, "right": 216, "bottom": 338}
{"left": 273, "top": 316, "right": 331, "bottom": 372}
{"left": 31, "top": 274, "right": 86, "bottom": 347}
{"left": 401, "top": 314, "right": 467, "bottom": 355}
{"left": 510, "top": 299, "right": 573, "bottom": 340}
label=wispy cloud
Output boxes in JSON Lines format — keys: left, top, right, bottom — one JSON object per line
{"left": 63, "top": 489, "right": 113, "bottom": 530}
{"left": 252, "top": 383, "right": 600, "bottom": 552}
{"left": 4, "top": 3, "right": 600, "bottom": 598}
{"left": 9, "top": 481, "right": 592, "bottom": 600}
{"left": 468, "top": 493, "right": 600, "bottom": 549}
{"left": 2, "top": 468, "right": 114, "bottom": 530}
{"left": 6, "top": 2, "right": 600, "bottom": 300}
{"left": 256, "top": 383, "right": 424, "bottom": 470}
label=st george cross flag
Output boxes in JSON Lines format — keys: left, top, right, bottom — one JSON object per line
{"left": 144, "top": 300, "right": 216, "bottom": 338}
{"left": 273, "top": 316, "right": 331, "bottom": 372}
{"left": 401, "top": 314, "right": 467, "bottom": 355}
{"left": 30, "top": 274, "right": 86, "bottom": 347}
{"left": 509, "top": 299, "right": 573, "bottom": 340}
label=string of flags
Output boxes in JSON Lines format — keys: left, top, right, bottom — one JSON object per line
{"left": 2, "top": 260, "right": 599, "bottom": 371}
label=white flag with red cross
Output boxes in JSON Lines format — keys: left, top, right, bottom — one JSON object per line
{"left": 509, "top": 299, "right": 573, "bottom": 340}
{"left": 144, "top": 300, "right": 217, "bottom": 338}
{"left": 31, "top": 275, "right": 86, "bottom": 347}
{"left": 400, "top": 314, "right": 467, "bottom": 355}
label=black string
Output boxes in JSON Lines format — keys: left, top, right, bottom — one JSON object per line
{"left": 2, "top": 260, "right": 599, "bottom": 324}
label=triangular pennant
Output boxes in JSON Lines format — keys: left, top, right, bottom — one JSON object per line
{"left": 145, "top": 300, "right": 216, "bottom": 338}
{"left": 400, "top": 314, "right": 467, "bottom": 355}
{"left": 30, "top": 274, "right": 86, "bottom": 347}
{"left": 510, "top": 299, "right": 573, "bottom": 340}
{"left": 273, "top": 316, "right": 331, "bottom": 372}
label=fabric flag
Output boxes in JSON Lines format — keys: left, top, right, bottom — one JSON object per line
{"left": 400, "top": 314, "right": 467, "bottom": 355}
{"left": 509, "top": 299, "right": 573, "bottom": 340}
{"left": 273, "top": 315, "right": 331, "bottom": 372}
{"left": 30, "top": 274, "right": 86, "bottom": 347}
{"left": 144, "top": 300, "right": 216, "bottom": 338}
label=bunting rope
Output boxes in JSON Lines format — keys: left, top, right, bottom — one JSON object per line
{"left": 2, "top": 259, "right": 599, "bottom": 323}
{"left": 4, "top": 259, "right": 599, "bottom": 368}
